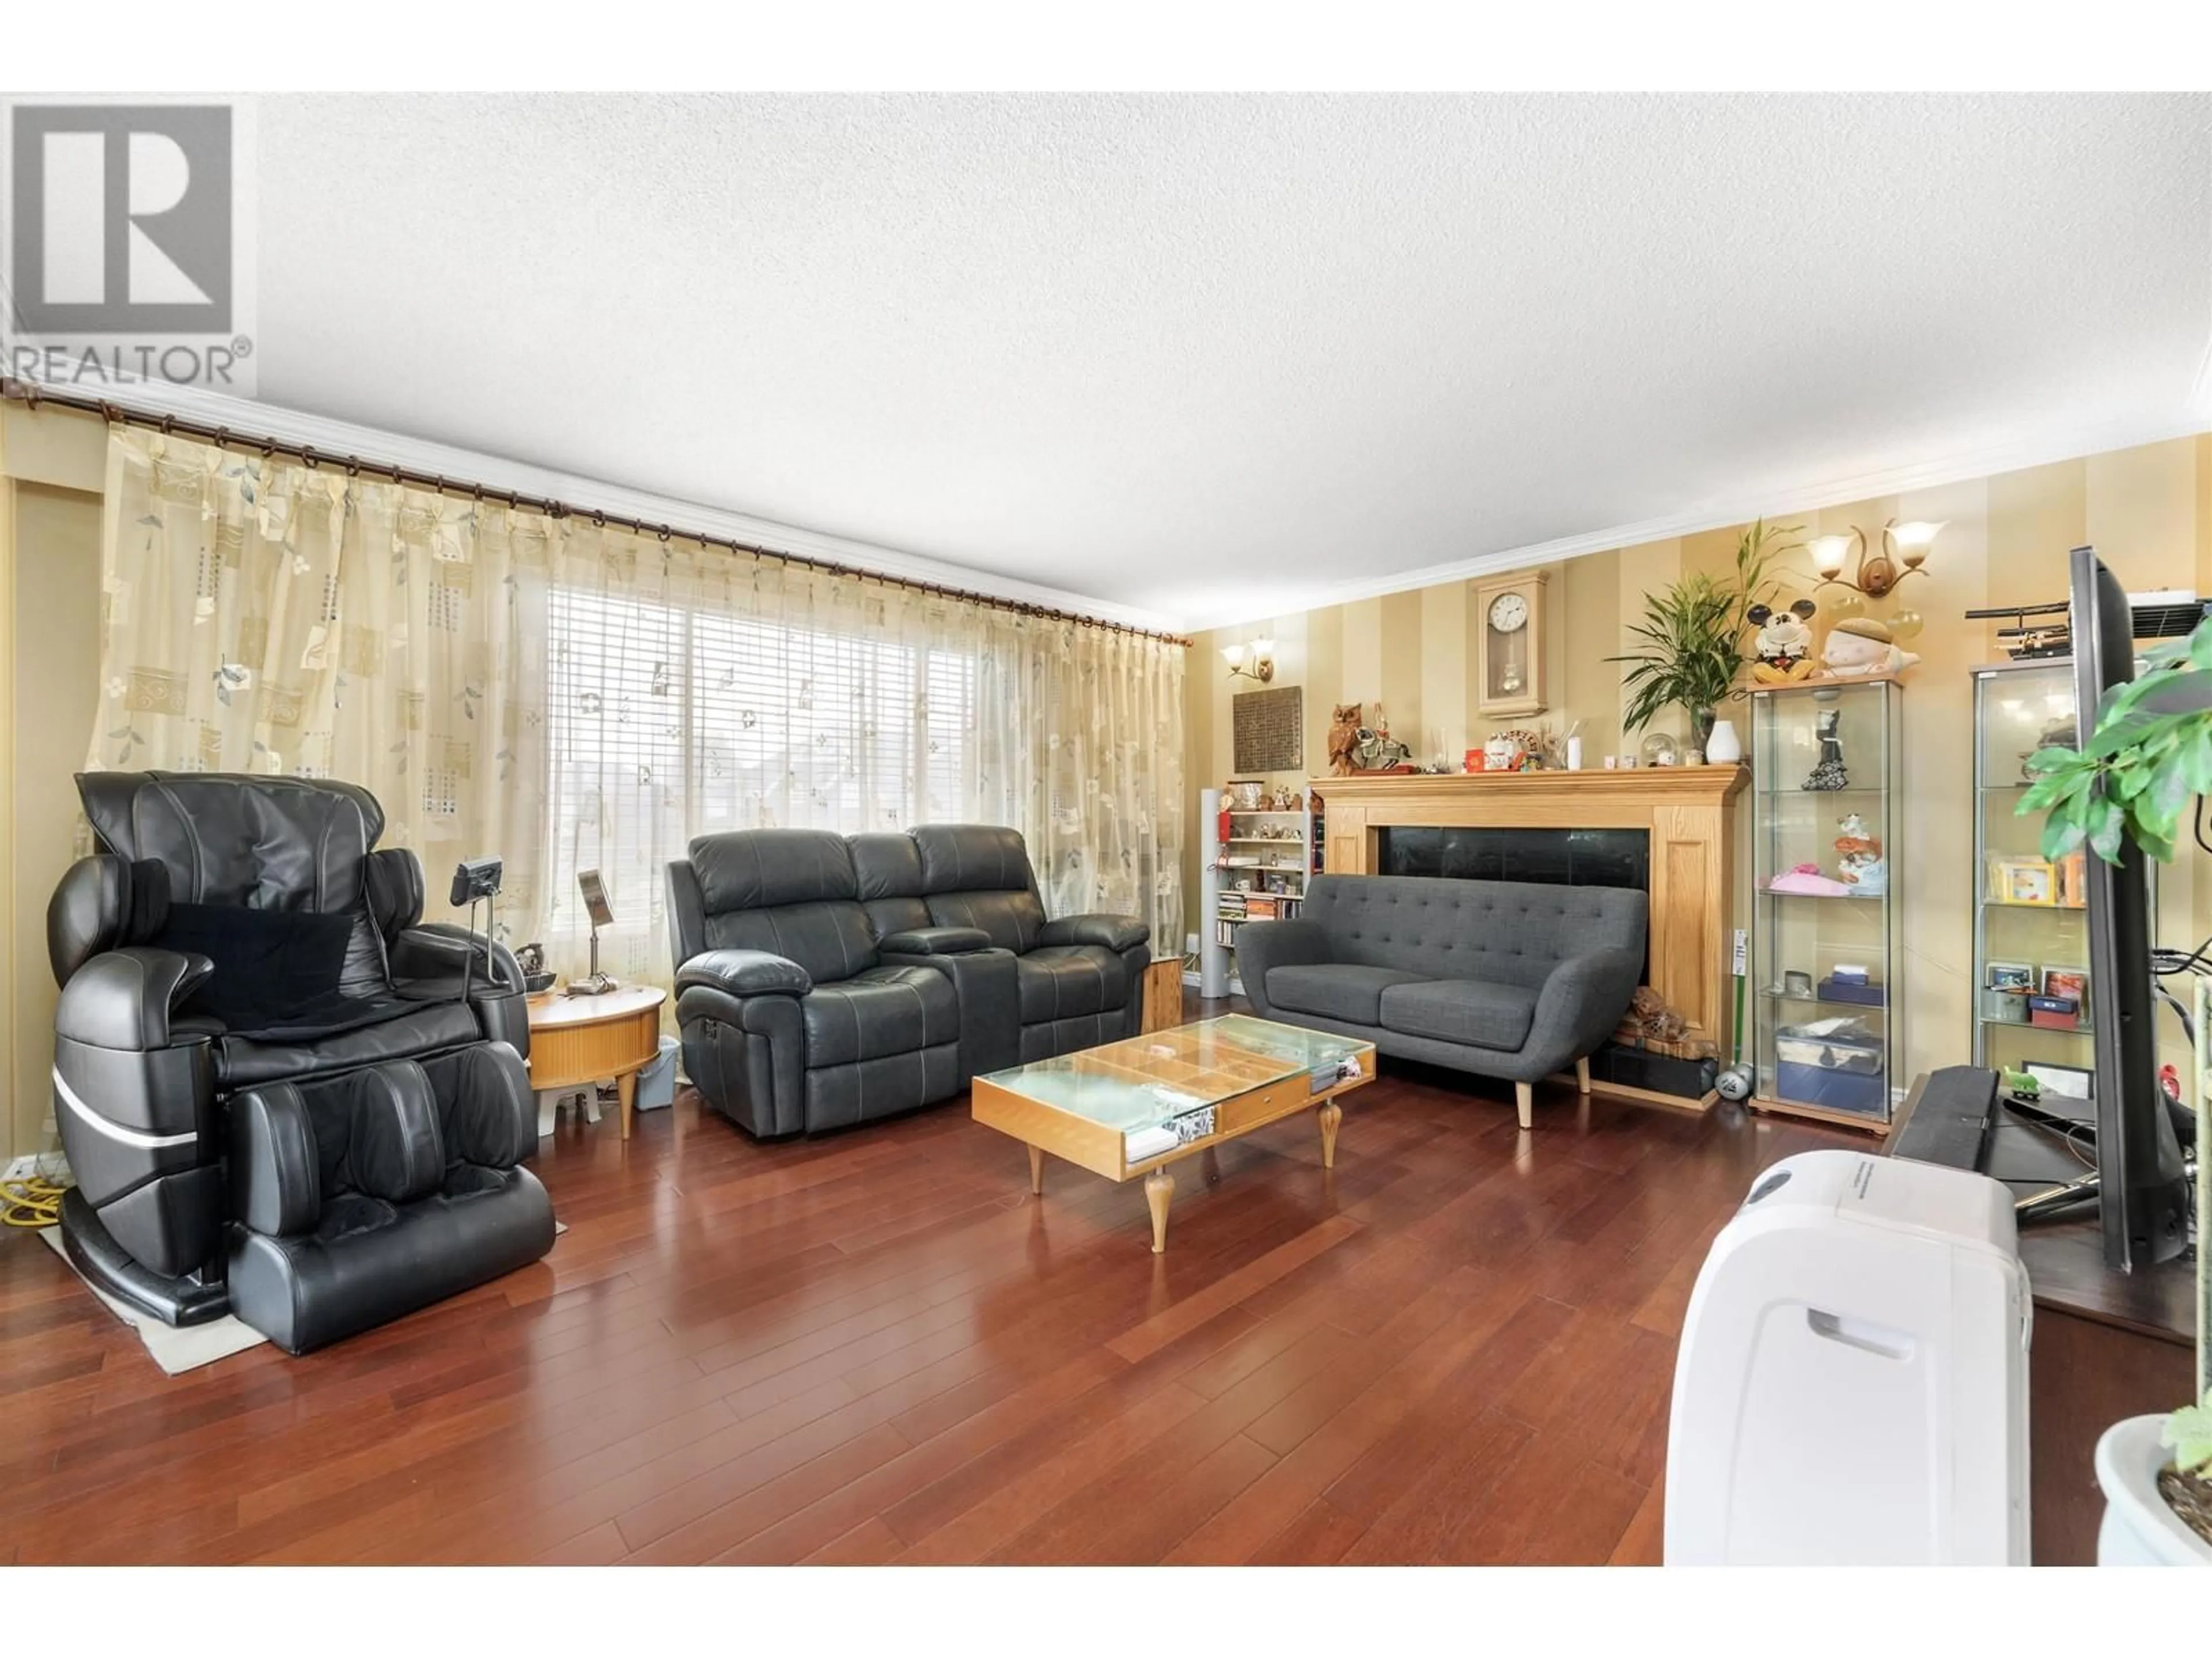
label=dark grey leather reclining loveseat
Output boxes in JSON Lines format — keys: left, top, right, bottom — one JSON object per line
{"left": 666, "top": 824, "right": 1150, "bottom": 1138}
{"left": 49, "top": 772, "right": 555, "bottom": 1352}
{"left": 1234, "top": 874, "right": 1646, "bottom": 1129}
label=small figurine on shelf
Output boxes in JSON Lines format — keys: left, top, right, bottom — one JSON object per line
{"left": 1802, "top": 704, "right": 1849, "bottom": 791}
{"left": 1483, "top": 732, "right": 1527, "bottom": 773}
{"left": 1834, "top": 812, "right": 1887, "bottom": 895}
{"left": 1819, "top": 616, "right": 1920, "bottom": 679}
{"left": 1747, "top": 599, "right": 1820, "bottom": 684}
{"left": 1352, "top": 722, "right": 1415, "bottom": 771}
{"left": 1499, "top": 726, "right": 1554, "bottom": 770}
{"left": 1327, "top": 704, "right": 1362, "bottom": 777}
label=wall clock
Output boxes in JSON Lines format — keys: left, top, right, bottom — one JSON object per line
{"left": 1475, "top": 572, "right": 1549, "bottom": 718}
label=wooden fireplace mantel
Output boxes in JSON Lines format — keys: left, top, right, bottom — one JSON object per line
{"left": 1310, "top": 766, "right": 1749, "bottom": 1060}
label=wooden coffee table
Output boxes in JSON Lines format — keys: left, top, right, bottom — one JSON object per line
{"left": 971, "top": 1015, "right": 1375, "bottom": 1253}
{"left": 525, "top": 983, "right": 667, "bottom": 1141}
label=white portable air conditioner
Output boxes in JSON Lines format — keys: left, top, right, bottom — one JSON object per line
{"left": 1664, "top": 1149, "right": 2032, "bottom": 1565}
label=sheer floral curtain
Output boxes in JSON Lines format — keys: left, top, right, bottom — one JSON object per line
{"left": 93, "top": 429, "right": 551, "bottom": 930}
{"left": 537, "top": 532, "right": 1184, "bottom": 985}
{"left": 92, "top": 429, "right": 1184, "bottom": 986}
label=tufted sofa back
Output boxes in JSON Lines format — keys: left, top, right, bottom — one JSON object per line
{"left": 1301, "top": 874, "right": 1646, "bottom": 991}
{"left": 681, "top": 828, "right": 879, "bottom": 986}
{"left": 908, "top": 824, "right": 1048, "bottom": 953}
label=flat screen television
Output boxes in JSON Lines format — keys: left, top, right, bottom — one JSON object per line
{"left": 2068, "top": 544, "right": 2192, "bottom": 1270}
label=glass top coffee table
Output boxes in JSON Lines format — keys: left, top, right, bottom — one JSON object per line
{"left": 970, "top": 1015, "right": 1375, "bottom": 1253}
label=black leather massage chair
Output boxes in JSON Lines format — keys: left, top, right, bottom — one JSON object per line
{"left": 48, "top": 772, "right": 556, "bottom": 1353}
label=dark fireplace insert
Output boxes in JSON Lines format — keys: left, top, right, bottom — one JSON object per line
{"left": 1376, "top": 826, "right": 1649, "bottom": 891}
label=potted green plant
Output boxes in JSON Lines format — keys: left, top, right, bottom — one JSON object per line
{"left": 2097, "top": 1393, "right": 2212, "bottom": 1563}
{"left": 2021, "top": 616, "right": 2212, "bottom": 865}
{"left": 1611, "top": 520, "right": 1797, "bottom": 756}
{"left": 2020, "top": 612, "right": 2212, "bottom": 1564}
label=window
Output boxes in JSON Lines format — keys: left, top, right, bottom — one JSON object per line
{"left": 540, "top": 582, "right": 975, "bottom": 970}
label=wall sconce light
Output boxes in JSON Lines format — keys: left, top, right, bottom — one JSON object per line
{"left": 1806, "top": 518, "right": 1944, "bottom": 600}
{"left": 1221, "top": 635, "right": 1276, "bottom": 683}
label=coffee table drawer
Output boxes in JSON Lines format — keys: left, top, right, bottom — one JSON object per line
{"left": 1216, "top": 1079, "right": 1302, "bottom": 1138}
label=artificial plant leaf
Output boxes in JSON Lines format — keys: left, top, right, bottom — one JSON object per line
{"left": 2088, "top": 796, "right": 2126, "bottom": 863}
{"left": 2164, "top": 1399, "right": 2212, "bottom": 1475}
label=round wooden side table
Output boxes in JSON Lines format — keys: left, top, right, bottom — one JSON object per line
{"left": 525, "top": 982, "right": 668, "bottom": 1141}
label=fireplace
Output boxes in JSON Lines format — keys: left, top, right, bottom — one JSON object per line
{"left": 1377, "top": 825, "right": 1649, "bottom": 892}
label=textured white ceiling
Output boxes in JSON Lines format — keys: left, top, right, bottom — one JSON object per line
{"left": 254, "top": 93, "right": 2212, "bottom": 627}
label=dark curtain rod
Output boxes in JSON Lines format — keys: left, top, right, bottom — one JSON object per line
{"left": 0, "top": 378, "right": 1191, "bottom": 647}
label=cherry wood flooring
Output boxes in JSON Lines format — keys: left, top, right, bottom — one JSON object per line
{"left": 0, "top": 1010, "right": 1850, "bottom": 1565}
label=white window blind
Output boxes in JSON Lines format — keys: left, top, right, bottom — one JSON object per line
{"left": 541, "top": 581, "right": 977, "bottom": 976}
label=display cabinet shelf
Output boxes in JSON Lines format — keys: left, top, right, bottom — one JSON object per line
{"left": 1970, "top": 657, "right": 2119, "bottom": 1089}
{"left": 1747, "top": 677, "right": 1904, "bottom": 1129}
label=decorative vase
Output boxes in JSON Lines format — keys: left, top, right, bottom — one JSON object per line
{"left": 1689, "top": 704, "right": 1717, "bottom": 755}
{"left": 1705, "top": 718, "right": 1743, "bottom": 764}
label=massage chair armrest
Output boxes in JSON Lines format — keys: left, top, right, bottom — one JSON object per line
{"left": 391, "top": 923, "right": 524, "bottom": 991}
{"left": 54, "top": 947, "right": 216, "bottom": 1052}
{"left": 1036, "top": 913, "right": 1149, "bottom": 953}
{"left": 48, "top": 853, "right": 173, "bottom": 986}
{"left": 876, "top": 926, "right": 994, "bottom": 957}
{"left": 676, "top": 949, "right": 812, "bottom": 999}
{"left": 1525, "top": 946, "right": 1647, "bottom": 1070}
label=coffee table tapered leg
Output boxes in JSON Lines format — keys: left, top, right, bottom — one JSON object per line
{"left": 1027, "top": 1143, "right": 1044, "bottom": 1196}
{"left": 1318, "top": 1100, "right": 1342, "bottom": 1169}
{"left": 1144, "top": 1167, "right": 1173, "bottom": 1253}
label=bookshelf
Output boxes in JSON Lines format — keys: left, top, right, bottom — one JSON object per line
{"left": 1199, "top": 785, "right": 1324, "bottom": 996}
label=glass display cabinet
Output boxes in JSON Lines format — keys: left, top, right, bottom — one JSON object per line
{"left": 1972, "top": 658, "right": 2103, "bottom": 1092}
{"left": 1748, "top": 677, "right": 1905, "bottom": 1128}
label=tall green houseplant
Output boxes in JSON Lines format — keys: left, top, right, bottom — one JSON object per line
{"left": 1612, "top": 519, "right": 1798, "bottom": 747}
{"left": 2020, "top": 611, "right": 2212, "bottom": 1403}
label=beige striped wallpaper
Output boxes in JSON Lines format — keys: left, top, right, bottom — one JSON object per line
{"left": 1186, "top": 432, "right": 2212, "bottom": 1087}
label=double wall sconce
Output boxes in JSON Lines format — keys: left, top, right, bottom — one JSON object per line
{"left": 1221, "top": 635, "right": 1276, "bottom": 683}
{"left": 1807, "top": 518, "right": 1945, "bottom": 600}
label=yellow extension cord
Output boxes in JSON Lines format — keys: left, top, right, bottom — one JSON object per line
{"left": 2, "top": 1175, "right": 66, "bottom": 1229}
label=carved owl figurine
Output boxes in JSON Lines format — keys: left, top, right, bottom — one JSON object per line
{"left": 1327, "top": 703, "right": 1362, "bottom": 777}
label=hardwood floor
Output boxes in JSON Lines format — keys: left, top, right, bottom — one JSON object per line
{"left": 0, "top": 1011, "right": 1850, "bottom": 1565}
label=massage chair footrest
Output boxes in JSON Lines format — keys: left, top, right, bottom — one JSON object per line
{"left": 225, "top": 1045, "right": 555, "bottom": 1354}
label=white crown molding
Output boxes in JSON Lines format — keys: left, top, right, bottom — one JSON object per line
{"left": 1176, "top": 407, "right": 2212, "bottom": 634}
{"left": 12, "top": 363, "right": 1183, "bottom": 637}
{"left": 26, "top": 363, "right": 2211, "bottom": 643}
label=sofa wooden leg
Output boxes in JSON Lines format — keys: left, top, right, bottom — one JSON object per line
{"left": 1575, "top": 1056, "right": 1591, "bottom": 1095}
{"left": 1514, "top": 1081, "right": 1534, "bottom": 1130}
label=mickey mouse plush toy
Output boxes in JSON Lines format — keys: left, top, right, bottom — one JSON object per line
{"left": 1746, "top": 597, "right": 1820, "bottom": 684}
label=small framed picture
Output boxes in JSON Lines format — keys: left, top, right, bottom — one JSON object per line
{"left": 1986, "top": 961, "right": 2036, "bottom": 993}
{"left": 1782, "top": 969, "right": 1815, "bottom": 998}
{"left": 1989, "top": 857, "right": 2056, "bottom": 905}
{"left": 2041, "top": 966, "right": 2090, "bottom": 1014}
{"left": 2025, "top": 1062, "right": 2095, "bottom": 1103}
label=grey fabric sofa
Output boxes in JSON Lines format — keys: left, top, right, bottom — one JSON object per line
{"left": 666, "top": 824, "right": 1149, "bottom": 1138}
{"left": 1235, "top": 874, "right": 1646, "bottom": 1128}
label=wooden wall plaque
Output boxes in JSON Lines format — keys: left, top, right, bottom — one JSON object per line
{"left": 1232, "top": 685, "right": 1304, "bottom": 774}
